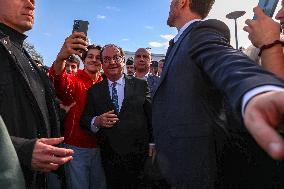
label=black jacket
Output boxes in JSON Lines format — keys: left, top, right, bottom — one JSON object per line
{"left": 80, "top": 74, "right": 152, "bottom": 155}
{"left": 0, "top": 24, "right": 60, "bottom": 188}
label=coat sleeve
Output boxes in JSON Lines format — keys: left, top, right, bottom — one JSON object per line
{"left": 48, "top": 66, "right": 76, "bottom": 105}
{"left": 188, "top": 19, "right": 284, "bottom": 115}
{"left": 10, "top": 136, "right": 36, "bottom": 173}
{"left": 0, "top": 45, "right": 36, "bottom": 172}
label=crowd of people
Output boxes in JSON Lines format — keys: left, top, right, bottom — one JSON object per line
{"left": 1, "top": 0, "right": 284, "bottom": 188}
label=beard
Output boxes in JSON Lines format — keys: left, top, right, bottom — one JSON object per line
{"left": 167, "top": 12, "right": 175, "bottom": 27}
{"left": 167, "top": 0, "right": 178, "bottom": 27}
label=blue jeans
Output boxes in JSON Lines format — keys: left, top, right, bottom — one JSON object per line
{"left": 64, "top": 144, "right": 106, "bottom": 189}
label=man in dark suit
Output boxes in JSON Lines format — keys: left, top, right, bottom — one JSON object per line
{"left": 0, "top": 0, "right": 74, "bottom": 188}
{"left": 80, "top": 44, "right": 152, "bottom": 189}
{"left": 152, "top": 0, "right": 284, "bottom": 188}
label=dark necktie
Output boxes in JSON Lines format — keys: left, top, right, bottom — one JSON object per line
{"left": 169, "top": 38, "right": 174, "bottom": 47}
{"left": 163, "top": 39, "right": 175, "bottom": 69}
{"left": 111, "top": 82, "right": 119, "bottom": 113}
{"left": 168, "top": 39, "right": 175, "bottom": 52}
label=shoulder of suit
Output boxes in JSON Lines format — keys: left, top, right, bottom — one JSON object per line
{"left": 125, "top": 75, "right": 148, "bottom": 87}
{"left": 193, "top": 19, "right": 230, "bottom": 41}
{"left": 0, "top": 30, "right": 12, "bottom": 55}
{"left": 88, "top": 75, "right": 107, "bottom": 91}
{"left": 131, "top": 75, "right": 148, "bottom": 83}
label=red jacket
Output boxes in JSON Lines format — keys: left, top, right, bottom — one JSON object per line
{"left": 49, "top": 68, "right": 103, "bottom": 148}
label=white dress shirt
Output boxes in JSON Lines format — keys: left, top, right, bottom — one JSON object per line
{"left": 173, "top": 19, "right": 201, "bottom": 43}
{"left": 107, "top": 75, "right": 125, "bottom": 112}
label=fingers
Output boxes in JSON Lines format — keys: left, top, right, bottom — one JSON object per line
{"left": 69, "top": 43, "right": 88, "bottom": 52}
{"left": 70, "top": 32, "right": 87, "bottom": 40}
{"left": 35, "top": 153, "right": 73, "bottom": 165}
{"left": 95, "top": 110, "right": 120, "bottom": 128}
{"left": 253, "top": 6, "right": 266, "bottom": 19}
{"left": 104, "top": 110, "right": 118, "bottom": 118}
{"left": 244, "top": 92, "right": 284, "bottom": 160}
{"left": 244, "top": 19, "right": 254, "bottom": 27}
{"left": 245, "top": 115, "right": 284, "bottom": 160}
{"left": 102, "top": 111, "right": 119, "bottom": 127}
{"left": 243, "top": 25, "right": 252, "bottom": 34}
{"left": 243, "top": 19, "right": 254, "bottom": 33}
{"left": 48, "top": 145, "right": 74, "bottom": 157}
{"left": 32, "top": 139, "right": 74, "bottom": 172}
{"left": 68, "top": 33, "right": 88, "bottom": 46}
{"left": 36, "top": 138, "right": 74, "bottom": 156}
{"left": 105, "top": 110, "right": 115, "bottom": 114}
{"left": 56, "top": 32, "right": 88, "bottom": 61}
{"left": 33, "top": 162, "right": 59, "bottom": 172}
{"left": 39, "top": 137, "right": 64, "bottom": 145}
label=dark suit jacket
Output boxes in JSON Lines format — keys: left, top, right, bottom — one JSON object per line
{"left": 81, "top": 74, "right": 152, "bottom": 156}
{"left": 0, "top": 25, "right": 61, "bottom": 187}
{"left": 152, "top": 19, "right": 284, "bottom": 187}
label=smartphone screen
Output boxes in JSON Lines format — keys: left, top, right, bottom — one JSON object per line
{"left": 253, "top": 0, "right": 279, "bottom": 19}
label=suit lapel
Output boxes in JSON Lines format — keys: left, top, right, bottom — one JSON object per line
{"left": 153, "top": 21, "right": 201, "bottom": 97}
{"left": 101, "top": 75, "right": 115, "bottom": 111}
{"left": 119, "top": 74, "right": 134, "bottom": 115}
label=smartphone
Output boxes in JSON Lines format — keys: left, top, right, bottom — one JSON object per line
{"left": 72, "top": 20, "right": 89, "bottom": 53}
{"left": 72, "top": 20, "right": 89, "bottom": 36}
{"left": 253, "top": 0, "right": 279, "bottom": 19}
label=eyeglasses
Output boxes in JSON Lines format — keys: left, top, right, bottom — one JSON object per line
{"left": 103, "top": 55, "right": 123, "bottom": 63}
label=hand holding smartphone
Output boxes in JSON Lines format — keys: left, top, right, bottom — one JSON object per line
{"left": 72, "top": 20, "right": 89, "bottom": 53}
{"left": 253, "top": 0, "right": 279, "bottom": 19}
{"left": 72, "top": 20, "right": 89, "bottom": 36}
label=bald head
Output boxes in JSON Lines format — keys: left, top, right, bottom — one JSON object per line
{"left": 134, "top": 48, "right": 151, "bottom": 75}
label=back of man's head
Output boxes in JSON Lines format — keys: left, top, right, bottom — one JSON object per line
{"left": 190, "top": 0, "right": 215, "bottom": 19}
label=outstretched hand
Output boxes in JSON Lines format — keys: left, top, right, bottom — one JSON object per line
{"left": 244, "top": 91, "right": 284, "bottom": 160}
{"left": 31, "top": 137, "right": 74, "bottom": 172}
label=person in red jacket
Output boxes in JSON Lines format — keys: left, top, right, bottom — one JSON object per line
{"left": 49, "top": 32, "right": 105, "bottom": 189}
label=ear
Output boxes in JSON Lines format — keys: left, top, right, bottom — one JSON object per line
{"left": 179, "top": 0, "right": 188, "bottom": 8}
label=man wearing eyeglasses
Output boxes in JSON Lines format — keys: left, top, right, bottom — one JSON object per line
{"left": 81, "top": 44, "right": 152, "bottom": 189}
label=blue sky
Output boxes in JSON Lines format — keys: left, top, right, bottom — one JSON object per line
{"left": 26, "top": 0, "right": 276, "bottom": 66}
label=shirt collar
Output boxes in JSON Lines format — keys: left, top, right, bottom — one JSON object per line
{"left": 108, "top": 74, "right": 125, "bottom": 87}
{"left": 143, "top": 73, "right": 149, "bottom": 80}
{"left": 173, "top": 19, "right": 201, "bottom": 43}
{"left": 0, "top": 23, "right": 27, "bottom": 49}
{"left": 134, "top": 72, "right": 149, "bottom": 80}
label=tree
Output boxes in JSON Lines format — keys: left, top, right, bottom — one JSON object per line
{"left": 23, "top": 41, "right": 44, "bottom": 64}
